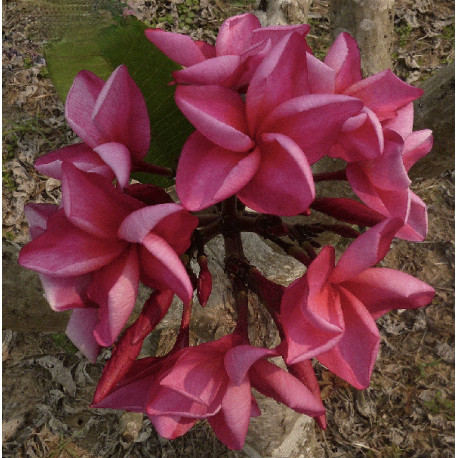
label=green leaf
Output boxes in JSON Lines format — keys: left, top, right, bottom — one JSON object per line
{"left": 44, "top": 16, "right": 194, "bottom": 187}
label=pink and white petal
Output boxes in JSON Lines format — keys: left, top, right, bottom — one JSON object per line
{"left": 216, "top": 13, "right": 261, "bottom": 56}
{"left": 176, "top": 131, "right": 260, "bottom": 211}
{"left": 24, "top": 203, "right": 59, "bottom": 239}
{"left": 331, "top": 108, "right": 384, "bottom": 162}
{"left": 118, "top": 203, "right": 191, "bottom": 243}
{"left": 65, "top": 70, "right": 105, "bottom": 148}
{"left": 342, "top": 267, "right": 435, "bottom": 320}
{"left": 402, "top": 129, "right": 433, "bottom": 172}
{"left": 395, "top": 190, "right": 428, "bottom": 242}
{"left": 34, "top": 143, "right": 113, "bottom": 181}
{"left": 250, "top": 359, "right": 325, "bottom": 416}
{"left": 344, "top": 69, "right": 423, "bottom": 121}
{"left": 93, "top": 142, "right": 132, "bottom": 189}
{"left": 317, "top": 287, "right": 380, "bottom": 389}
{"left": 149, "top": 414, "right": 197, "bottom": 440}
{"left": 224, "top": 345, "right": 276, "bottom": 385}
{"left": 18, "top": 210, "right": 127, "bottom": 277}
{"left": 172, "top": 55, "right": 243, "bottom": 87}
{"left": 246, "top": 33, "right": 310, "bottom": 134}
{"left": 261, "top": 94, "right": 364, "bottom": 164}
{"left": 207, "top": 378, "right": 252, "bottom": 450}
{"left": 61, "top": 163, "right": 141, "bottom": 240}
{"left": 346, "top": 163, "right": 411, "bottom": 219}
{"left": 251, "top": 24, "right": 310, "bottom": 47}
{"left": 140, "top": 233, "right": 193, "bottom": 304}
{"left": 92, "top": 65, "right": 150, "bottom": 160}
{"left": 175, "top": 85, "right": 253, "bottom": 152}
{"left": 90, "top": 246, "right": 139, "bottom": 347}
{"left": 238, "top": 133, "right": 314, "bottom": 216}
{"left": 382, "top": 103, "right": 414, "bottom": 139}
{"left": 40, "top": 273, "right": 92, "bottom": 311}
{"left": 330, "top": 218, "right": 404, "bottom": 284}
{"left": 66, "top": 307, "right": 100, "bottom": 363}
{"left": 324, "top": 32, "right": 362, "bottom": 93}
{"left": 306, "top": 53, "right": 336, "bottom": 94}
{"left": 145, "top": 29, "right": 207, "bottom": 67}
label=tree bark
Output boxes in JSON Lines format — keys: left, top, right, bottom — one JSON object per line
{"left": 411, "top": 61, "right": 455, "bottom": 179}
{"left": 329, "top": 0, "right": 394, "bottom": 76}
{"left": 255, "top": 0, "right": 312, "bottom": 27}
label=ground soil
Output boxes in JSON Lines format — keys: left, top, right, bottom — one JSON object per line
{"left": 2, "top": 0, "right": 455, "bottom": 457}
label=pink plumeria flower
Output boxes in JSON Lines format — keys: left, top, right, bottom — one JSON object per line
{"left": 347, "top": 128, "right": 433, "bottom": 241}
{"left": 18, "top": 164, "right": 198, "bottom": 361}
{"left": 281, "top": 218, "right": 435, "bottom": 389}
{"left": 175, "top": 33, "right": 364, "bottom": 215}
{"left": 307, "top": 32, "right": 424, "bottom": 162}
{"left": 146, "top": 13, "right": 311, "bottom": 90}
{"left": 94, "top": 333, "right": 325, "bottom": 449}
{"left": 34, "top": 65, "right": 150, "bottom": 189}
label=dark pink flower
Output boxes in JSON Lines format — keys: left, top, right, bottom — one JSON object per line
{"left": 307, "top": 32, "right": 424, "bottom": 162}
{"left": 94, "top": 334, "right": 325, "bottom": 449}
{"left": 145, "top": 13, "right": 311, "bottom": 90}
{"left": 175, "top": 33, "right": 364, "bottom": 215}
{"left": 19, "top": 164, "right": 198, "bottom": 360}
{"left": 281, "top": 218, "right": 435, "bottom": 388}
{"left": 35, "top": 65, "right": 150, "bottom": 188}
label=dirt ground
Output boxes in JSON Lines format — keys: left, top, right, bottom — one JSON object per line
{"left": 2, "top": 0, "right": 455, "bottom": 457}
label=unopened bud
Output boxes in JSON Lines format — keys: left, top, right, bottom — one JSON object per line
{"left": 197, "top": 255, "right": 212, "bottom": 306}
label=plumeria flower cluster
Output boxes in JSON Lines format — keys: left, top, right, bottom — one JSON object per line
{"left": 19, "top": 14, "right": 435, "bottom": 450}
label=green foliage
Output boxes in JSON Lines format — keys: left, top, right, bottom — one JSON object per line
{"left": 44, "top": 16, "right": 194, "bottom": 187}
{"left": 52, "top": 333, "right": 78, "bottom": 354}
{"left": 423, "top": 390, "right": 454, "bottom": 420}
{"left": 395, "top": 24, "right": 413, "bottom": 47}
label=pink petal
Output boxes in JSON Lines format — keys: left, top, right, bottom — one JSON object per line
{"left": 330, "top": 107, "right": 384, "bottom": 162}
{"left": 396, "top": 190, "right": 428, "bottom": 242}
{"left": 317, "top": 287, "right": 380, "bottom": 389}
{"left": 18, "top": 209, "right": 127, "bottom": 277}
{"left": 306, "top": 53, "right": 336, "bottom": 94}
{"left": 207, "top": 378, "right": 252, "bottom": 450}
{"left": 140, "top": 233, "right": 193, "bottom": 303}
{"left": 24, "top": 203, "right": 59, "bottom": 239}
{"left": 402, "top": 129, "right": 433, "bottom": 172}
{"left": 176, "top": 131, "right": 261, "bottom": 211}
{"left": 65, "top": 70, "right": 105, "bottom": 148}
{"left": 40, "top": 274, "right": 92, "bottom": 311}
{"left": 246, "top": 33, "right": 310, "bottom": 134}
{"left": 324, "top": 32, "right": 362, "bottom": 93}
{"left": 145, "top": 29, "right": 207, "bottom": 67}
{"left": 90, "top": 245, "right": 139, "bottom": 347}
{"left": 195, "top": 41, "right": 216, "bottom": 59}
{"left": 172, "top": 55, "right": 243, "bottom": 87}
{"left": 330, "top": 218, "right": 404, "bottom": 283}
{"left": 92, "top": 65, "right": 150, "bottom": 161}
{"left": 250, "top": 359, "right": 325, "bottom": 416}
{"left": 149, "top": 414, "right": 197, "bottom": 440}
{"left": 61, "top": 163, "right": 141, "bottom": 240}
{"left": 382, "top": 103, "right": 414, "bottom": 139}
{"left": 34, "top": 143, "right": 113, "bottom": 181}
{"left": 93, "top": 142, "right": 132, "bottom": 189}
{"left": 342, "top": 267, "right": 435, "bottom": 320}
{"left": 251, "top": 24, "right": 310, "bottom": 47}
{"left": 238, "top": 133, "right": 314, "bottom": 216}
{"left": 281, "top": 247, "right": 344, "bottom": 363}
{"left": 216, "top": 13, "right": 261, "bottom": 56}
{"left": 124, "top": 183, "right": 173, "bottom": 206}
{"left": 224, "top": 345, "right": 275, "bottom": 385}
{"left": 119, "top": 203, "right": 198, "bottom": 255}
{"left": 344, "top": 69, "right": 423, "bottom": 121}
{"left": 175, "top": 85, "right": 253, "bottom": 152}
{"left": 261, "top": 94, "right": 364, "bottom": 164}
{"left": 66, "top": 307, "right": 100, "bottom": 363}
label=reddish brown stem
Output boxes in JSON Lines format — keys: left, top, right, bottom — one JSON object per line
{"left": 313, "top": 169, "right": 347, "bottom": 182}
